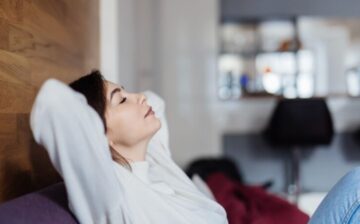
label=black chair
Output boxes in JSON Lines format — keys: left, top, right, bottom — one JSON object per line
{"left": 264, "top": 98, "right": 334, "bottom": 203}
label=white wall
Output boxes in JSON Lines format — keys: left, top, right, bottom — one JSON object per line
{"left": 100, "top": 0, "right": 136, "bottom": 89}
{"left": 157, "top": 0, "right": 222, "bottom": 167}
{"left": 100, "top": 0, "right": 160, "bottom": 92}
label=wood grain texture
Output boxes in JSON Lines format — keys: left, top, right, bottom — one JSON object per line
{"left": 0, "top": 0, "right": 99, "bottom": 202}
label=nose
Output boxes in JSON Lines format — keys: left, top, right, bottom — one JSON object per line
{"left": 138, "top": 93, "right": 147, "bottom": 105}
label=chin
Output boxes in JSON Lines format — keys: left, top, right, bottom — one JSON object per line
{"left": 153, "top": 118, "right": 162, "bottom": 133}
{"left": 150, "top": 118, "right": 161, "bottom": 135}
{"left": 143, "top": 117, "right": 161, "bottom": 141}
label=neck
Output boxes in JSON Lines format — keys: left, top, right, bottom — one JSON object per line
{"left": 112, "top": 139, "right": 150, "bottom": 163}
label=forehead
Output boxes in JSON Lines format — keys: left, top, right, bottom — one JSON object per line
{"left": 105, "top": 81, "right": 117, "bottom": 90}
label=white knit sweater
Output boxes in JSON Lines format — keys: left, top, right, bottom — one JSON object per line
{"left": 30, "top": 79, "right": 228, "bottom": 224}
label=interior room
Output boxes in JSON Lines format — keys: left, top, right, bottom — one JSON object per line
{"left": 1, "top": 0, "right": 360, "bottom": 223}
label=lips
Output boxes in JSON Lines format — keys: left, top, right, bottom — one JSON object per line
{"left": 144, "top": 107, "right": 154, "bottom": 118}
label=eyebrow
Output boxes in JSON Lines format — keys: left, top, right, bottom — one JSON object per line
{"left": 110, "top": 86, "right": 125, "bottom": 101}
{"left": 110, "top": 88, "right": 121, "bottom": 101}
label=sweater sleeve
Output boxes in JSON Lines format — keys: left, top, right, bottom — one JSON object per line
{"left": 143, "top": 91, "right": 171, "bottom": 157}
{"left": 30, "top": 79, "right": 133, "bottom": 224}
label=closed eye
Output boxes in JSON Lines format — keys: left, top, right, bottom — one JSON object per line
{"left": 119, "top": 97, "right": 127, "bottom": 104}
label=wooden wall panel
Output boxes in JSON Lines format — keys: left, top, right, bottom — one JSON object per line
{"left": 0, "top": 0, "right": 99, "bottom": 202}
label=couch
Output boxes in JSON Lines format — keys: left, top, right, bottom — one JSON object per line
{"left": 0, "top": 182, "right": 78, "bottom": 223}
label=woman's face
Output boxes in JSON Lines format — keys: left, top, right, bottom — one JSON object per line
{"left": 104, "top": 81, "right": 161, "bottom": 147}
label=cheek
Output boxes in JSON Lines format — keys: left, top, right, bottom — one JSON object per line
{"left": 107, "top": 107, "right": 148, "bottom": 144}
{"left": 109, "top": 109, "right": 138, "bottom": 133}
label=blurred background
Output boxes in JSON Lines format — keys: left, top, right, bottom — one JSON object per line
{"left": 106, "top": 0, "right": 360, "bottom": 186}
{"left": 1, "top": 0, "right": 360, "bottom": 219}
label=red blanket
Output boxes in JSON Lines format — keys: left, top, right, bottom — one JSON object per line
{"left": 206, "top": 172, "right": 309, "bottom": 224}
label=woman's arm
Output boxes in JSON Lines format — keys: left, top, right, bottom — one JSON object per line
{"left": 30, "top": 79, "right": 132, "bottom": 224}
{"left": 143, "top": 91, "right": 171, "bottom": 157}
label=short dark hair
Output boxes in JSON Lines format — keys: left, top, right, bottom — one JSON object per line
{"left": 69, "top": 70, "right": 130, "bottom": 169}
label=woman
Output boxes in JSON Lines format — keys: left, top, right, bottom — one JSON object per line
{"left": 30, "top": 70, "right": 228, "bottom": 224}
